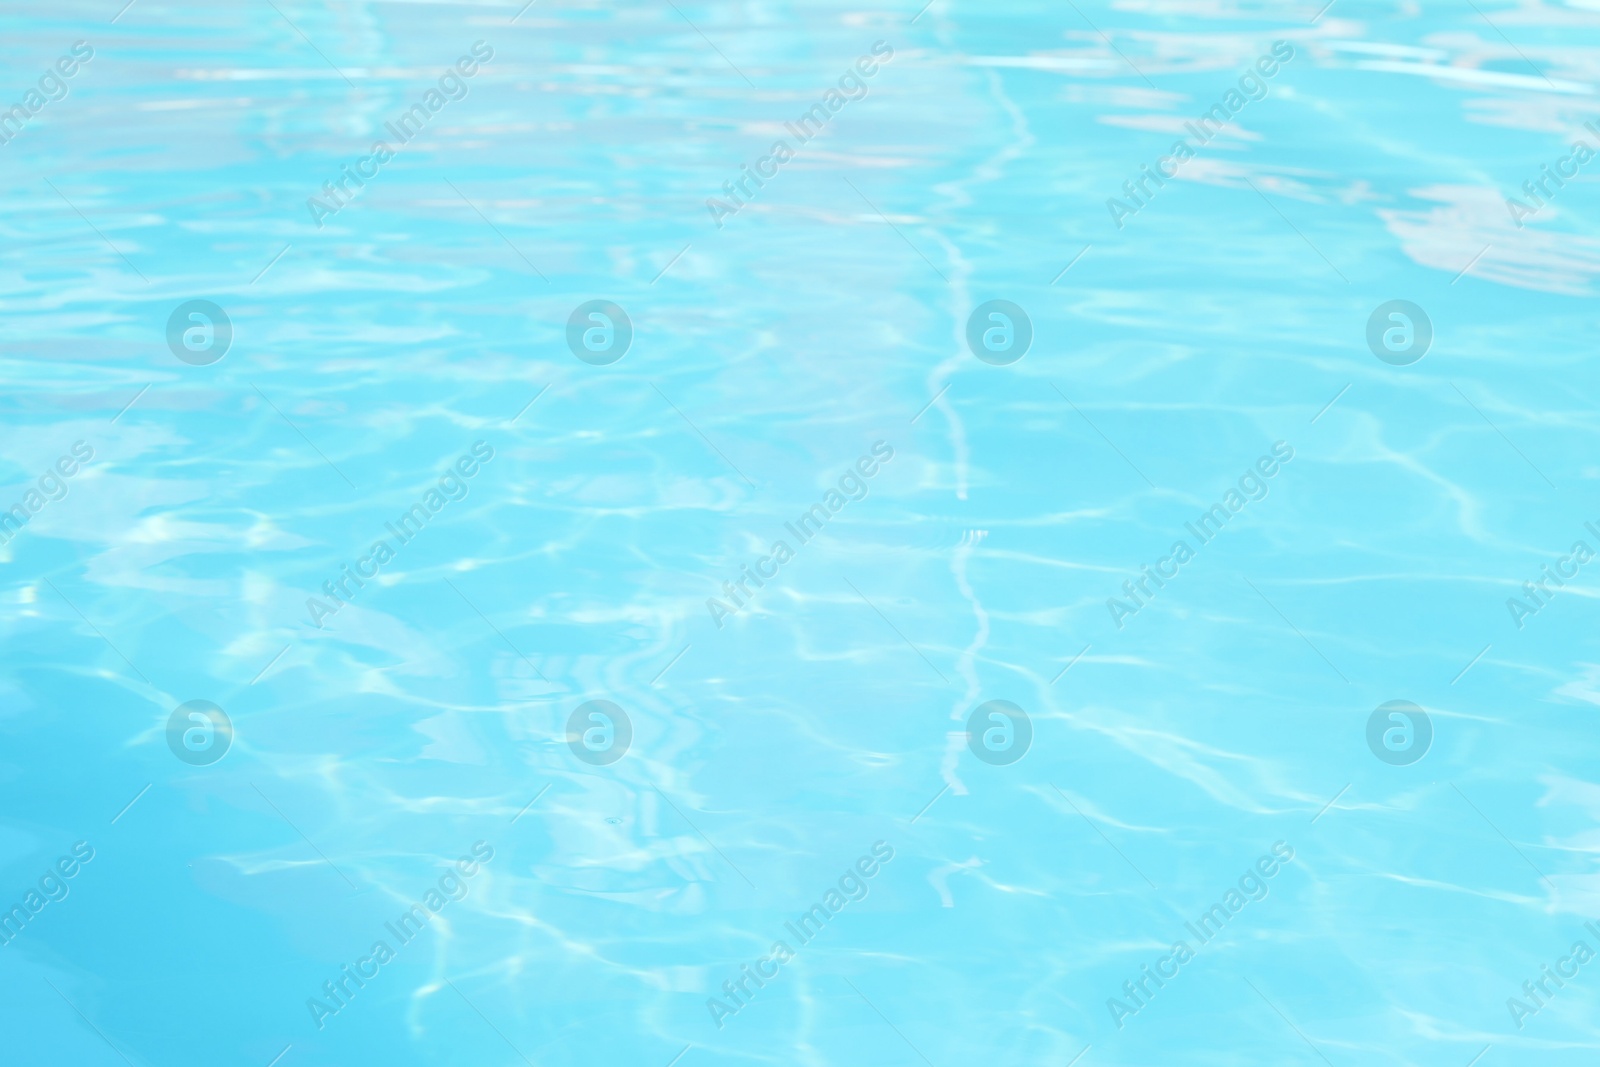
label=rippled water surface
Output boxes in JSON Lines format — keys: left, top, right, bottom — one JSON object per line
{"left": 4, "top": 0, "right": 1600, "bottom": 1064}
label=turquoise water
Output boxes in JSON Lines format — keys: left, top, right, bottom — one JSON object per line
{"left": 4, "top": 0, "right": 1600, "bottom": 1063}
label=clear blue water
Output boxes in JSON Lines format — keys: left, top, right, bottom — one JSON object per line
{"left": 4, "top": 1, "right": 1600, "bottom": 1064}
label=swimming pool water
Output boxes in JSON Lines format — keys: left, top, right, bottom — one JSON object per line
{"left": 3, "top": 1, "right": 1600, "bottom": 1064}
